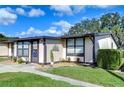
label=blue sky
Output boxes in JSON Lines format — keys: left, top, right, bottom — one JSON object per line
{"left": 0, "top": 5, "right": 124, "bottom": 37}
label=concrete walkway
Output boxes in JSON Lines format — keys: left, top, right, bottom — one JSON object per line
{"left": 0, "top": 63, "right": 101, "bottom": 87}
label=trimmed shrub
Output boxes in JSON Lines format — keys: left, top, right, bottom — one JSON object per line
{"left": 120, "top": 50, "right": 124, "bottom": 58}
{"left": 120, "top": 50, "right": 124, "bottom": 67}
{"left": 121, "top": 58, "right": 124, "bottom": 66}
{"left": 61, "top": 58, "right": 67, "bottom": 62}
{"left": 17, "top": 58, "right": 25, "bottom": 64}
{"left": 97, "top": 49, "right": 122, "bottom": 70}
{"left": 13, "top": 57, "right": 17, "bottom": 62}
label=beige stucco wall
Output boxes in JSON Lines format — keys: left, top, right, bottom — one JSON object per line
{"left": 62, "top": 39, "right": 66, "bottom": 60}
{"left": 28, "top": 42, "right": 31, "bottom": 62}
{"left": 14, "top": 42, "right": 17, "bottom": 57}
{"left": 97, "top": 37, "right": 117, "bottom": 49}
{"left": 95, "top": 35, "right": 117, "bottom": 55}
{"left": 39, "top": 39, "right": 44, "bottom": 63}
{"left": 8, "top": 43, "right": 12, "bottom": 57}
{"left": 85, "top": 37, "right": 93, "bottom": 63}
{"left": 45, "top": 39, "right": 63, "bottom": 63}
{"left": 0, "top": 43, "right": 9, "bottom": 56}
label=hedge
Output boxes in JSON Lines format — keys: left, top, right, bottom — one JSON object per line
{"left": 120, "top": 50, "right": 124, "bottom": 67}
{"left": 97, "top": 49, "right": 124, "bottom": 70}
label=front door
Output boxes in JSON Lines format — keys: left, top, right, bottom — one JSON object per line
{"left": 31, "top": 41, "right": 39, "bottom": 62}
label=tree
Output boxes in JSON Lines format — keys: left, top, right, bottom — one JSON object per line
{"left": 100, "top": 12, "right": 120, "bottom": 30}
{"left": 67, "top": 12, "right": 124, "bottom": 49}
{"left": 0, "top": 33, "right": 19, "bottom": 41}
{"left": 101, "top": 27, "right": 109, "bottom": 32}
{"left": 121, "top": 16, "right": 124, "bottom": 32}
{"left": 0, "top": 33, "right": 5, "bottom": 38}
{"left": 68, "top": 18, "right": 101, "bottom": 35}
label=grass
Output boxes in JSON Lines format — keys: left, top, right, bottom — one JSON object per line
{"left": 0, "top": 57, "right": 10, "bottom": 62}
{"left": 0, "top": 72, "right": 74, "bottom": 87}
{"left": 47, "top": 66, "right": 124, "bottom": 87}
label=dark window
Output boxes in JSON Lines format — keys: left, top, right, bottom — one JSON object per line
{"left": 67, "top": 39, "right": 75, "bottom": 54}
{"left": 17, "top": 42, "right": 23, "bottom": 57}
{"left": 17, "top": 41, "right": 29, "bottom": 57}
{"left": 67, "top": 38, "right": 84, "bottom": 56}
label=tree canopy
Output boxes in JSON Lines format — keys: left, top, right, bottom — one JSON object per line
{"left": 67, "top": 12, "right": 124, "bottom": 49}
{"left": 0, "top": 33, "right": 18, "bottom": 41}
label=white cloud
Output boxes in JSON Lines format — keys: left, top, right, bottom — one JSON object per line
{"left": 0, "top": 32, "right": 5, "bottom": 35}
{"left": 46, "top": 27, "right": 62, "bottom": 35}
{"left": 20, "top": 31, "right": 26, "bottom": 36}
{"left": 47, "top": 27, "right": 56, "bottom": 34}
{"left": 16, "top": 8, "right": 25, "bottom": 15}
{"left": 28, "top": 8, "right": 45, "bottom": 17}
{"left": 0, "top": 8, "right": 17, "bottom": 25}
{"left": 82, "top": 16, "right": 90, "bottom": 20}
{"left": 6, "top": 7, "right": 14, "bottom": 12}
{"left": 52, "top": 20, "right": 72, "bottom": 33}
{"left": 50, "top": 5, "right": 85, "bottom": 16}
{"left": 27, "top": 27, "right": 43, "bottom": 34}
{"left": 20, "top": 27, "right": 42, "bottom": 36}
{"left": 18, "top": 26, "right": 62, "bottom": 37}
{"left": 72, "top": 5, "right": 85, "bottom": 13}
{"left": 50, "top": 5, "right": 73, "bottom": 16}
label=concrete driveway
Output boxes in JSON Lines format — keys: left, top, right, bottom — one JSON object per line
{"left": 0, "top": 63, "right": 101, "bottom": 87}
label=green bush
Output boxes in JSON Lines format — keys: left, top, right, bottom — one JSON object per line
{"left": 120, "top": 58, "right": 124, "bottom": 67}
{"left": 13, "top": 57, "right": 17, "bottom": 62}
{"left": 120, "top": 50, "right": 124, "bottom": 58}
{"left": 17, "top": 58, "right": 25, "bottom": 64}
{"left": 120, "top": 50, "right": 124, "bottom": 67}
{"left": 61, "top": 58, "right": 66, "bottom": 62}
{"left": 97, "top": 49, "right": 123, "bottom": 70}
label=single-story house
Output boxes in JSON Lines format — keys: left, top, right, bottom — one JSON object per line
{"left": 0, "top": 32, "right": 118, "bottom": 64}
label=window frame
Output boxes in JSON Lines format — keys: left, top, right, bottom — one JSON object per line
{"left": 67, "top": 38, "right": 75, "bottom": 55}
{"left": 17, "top": 41, "right": 29, "bottom": 57}
{"left": 66, "top": 38, "right": 84, "bottom": 56}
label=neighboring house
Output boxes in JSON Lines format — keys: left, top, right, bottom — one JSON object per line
{"left": 0, "top": 32, "right": 118, "bottom": 64}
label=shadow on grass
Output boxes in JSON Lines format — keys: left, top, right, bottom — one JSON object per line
{"left": 107, "top": 70, "right": 124, "bottom": 82}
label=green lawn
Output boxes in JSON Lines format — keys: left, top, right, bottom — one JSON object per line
{"left": 0, "top": 72, "right": 74, "bottom": 87}
{"left": 0, "top": 57, "right": 10, "bottom": 62}
{"left": 47, "top": 66, "right": 124, "bottom": 87}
